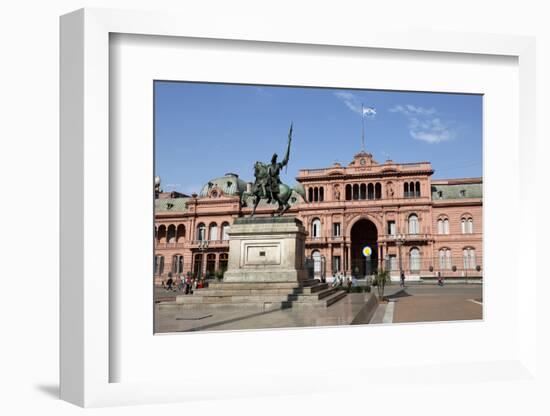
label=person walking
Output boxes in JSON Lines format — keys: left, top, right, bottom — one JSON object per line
{"left": 166, "top": 273, "right": 174, "bottom": 291}
{"left": 437, "top": 271, "right": 444, "bottom": 286}
{"left": 400, "top": 271, "right": 406, "bottom": 288}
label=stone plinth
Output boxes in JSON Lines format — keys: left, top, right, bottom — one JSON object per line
{"left": 171, "top": 216, "right": 346, "bottom": 311}
{"left": 223, "top": 216, "right": 307, "bottom": 283}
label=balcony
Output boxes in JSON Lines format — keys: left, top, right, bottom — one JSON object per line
{"left": 188, "top": 240, "right": 230, "bottom": 249}
{"left": 155, "top": 240, "right": 230, "bottom": 249}
{"left": 305, "top": 235, "right": 346, "bottom": 245}
{"left": 379, "top": 233, "right": 431, "bottom": 243}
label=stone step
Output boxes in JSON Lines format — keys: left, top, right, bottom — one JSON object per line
{"left": 191, "top": 282, "right": 328, "bottom": 297}
{"left": 325, "top": 290, "right": 347, "bottom": 306}
{"left": 290, "top": 290, "right": 347, "bottom": 308}
{"left": 191, "top": 288, "right": 298, "bottom": 297}
{"left": 206, "top": 282, "right": 302, "bottom": 290}
{"left": 177, "top": 294, "right": 300, "bottom": 304}
{"left": 293, "top": 282, "right": 329, "bottom": 294}
{"left": 166, "top": 301, "right": 292, "bottom": 311}
{"left": 294, "top": 287, "right": 338, "bottom": 302}
{"left": 171, "top": 281, "right": 346, "bottom": 309}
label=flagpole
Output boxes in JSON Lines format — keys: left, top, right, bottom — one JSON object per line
{"left": 361, "top": 103, "right": 365, "bottom": 152}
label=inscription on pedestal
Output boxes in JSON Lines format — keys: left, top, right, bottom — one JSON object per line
{"left": 224, "top": 216, "right": 307, "bottom": 283}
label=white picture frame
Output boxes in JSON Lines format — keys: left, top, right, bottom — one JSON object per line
{"left": 60, "top": 8, "right": 538, "bottom": 408}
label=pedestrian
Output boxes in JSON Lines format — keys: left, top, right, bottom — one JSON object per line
{"left": 437, "top": 271, "right": 444, "bottom": 286}
{"left": 166, "top": 273, "right": 173, "bottom": 291}
{"left": 400, "top": 271, "right": 405, "bottom": 288}
{"left": 346, "top": 277, "right": 352, "bottom": 290}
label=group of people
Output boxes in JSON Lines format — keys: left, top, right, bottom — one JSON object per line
{"left": 162, "top": 274, "right": 208, "bottom": 294}
{"left": 330, "top": 272, "right": 356, "bottom": 289}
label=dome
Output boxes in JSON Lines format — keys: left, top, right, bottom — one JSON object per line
{"left": 199, "top": 173, "right": 247, "bottom": 197}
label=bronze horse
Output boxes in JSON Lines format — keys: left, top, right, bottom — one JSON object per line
{"left": 242, "top": 161, "right": 304, "bottom": 217}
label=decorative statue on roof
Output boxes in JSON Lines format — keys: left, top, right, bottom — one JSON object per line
{"left": 242, "top": 123, "right": 305, "bottom": 217}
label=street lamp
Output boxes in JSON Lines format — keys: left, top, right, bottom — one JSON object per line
{"left": 394, "top": 233, "right": 406, "bottom": 282}
{"left": 197, "top": 240, "right": 209, "bottom": 277}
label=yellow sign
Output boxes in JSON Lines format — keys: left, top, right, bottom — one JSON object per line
{"left": 362, "top": 246, "right": 372, "bottom": 257}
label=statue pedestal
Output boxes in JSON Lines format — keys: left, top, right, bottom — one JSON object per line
{"left": 175, "top": 216, "right": 347, "bottom": 311}
{"left": 223, "top": 216, "right": 307, "bottom": 283}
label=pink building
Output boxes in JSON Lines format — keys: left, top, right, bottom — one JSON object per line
{"left": 154, "top": 151, "right": 482, "bottom": 284}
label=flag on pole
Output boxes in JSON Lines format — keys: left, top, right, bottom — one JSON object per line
{"left": 361, "top": 105, "right": 376, "bottom": 152}
{"left": 362, "top": 106, "right": 377, "bottom": 117}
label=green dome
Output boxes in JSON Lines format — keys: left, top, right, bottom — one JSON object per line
{"left": 199, "top": 173, "right": 248, "bottom": 197}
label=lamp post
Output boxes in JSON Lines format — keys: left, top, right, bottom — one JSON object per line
{"left": 394, "top": 233, "right": 406, "bottom": 282}
{"left": 198, "top": 240, "right": 209, "bottom": 278}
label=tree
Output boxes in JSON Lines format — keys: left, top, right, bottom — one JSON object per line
{"left": 374, "top": 268, "right": 390, "bottom": 300}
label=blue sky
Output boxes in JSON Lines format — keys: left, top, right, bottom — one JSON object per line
{"left": 154, "top": 82, "right": 482, "bottom": 195}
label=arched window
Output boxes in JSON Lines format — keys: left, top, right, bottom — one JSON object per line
{"left": 415, "top": 181, "right": 421, "bottom": 197}
{"left": 312, "top": 250, "right": 322, "bottom": 278}
{"left": 367, "top": 183, "right": 374, "bottom": 200}
{"left": 308, "top": 187, "right": 313, "bottom": 202}
{"left": 222, "top": 222, "right": 230, "bottom": 240}
{"left": 314, "top": 187, "right": 319, "bottom": 202}
{"left": 438, "top": 217, "right": 449, "bottom": 234}
{"left": 461, "top": 216, "right": 474, "bottom": 234}
{"left": 176, "top": 224, "right": 186, "bottom": 242}
{"left": 157, "top": 225, "right": 167, "bottom": 243}
{"left": 206, "top": 253, "right": 216, "bottom": 275}
{"left": 193, "top": 254, "right": 203, "bottom": 277}
{"left": 196, "top": 223, "right": 206, "bottom": 241}
{"left": 154, "top": 255, "right": 164, "bottom": 275}
{"left": 463, "top": 247, "right": 476, "bottom": 269}
{"left": 312, "top": 218, "right": 321, "bottom": 238}
{"left": 172, "top": 254, "right": 184, "bottom": 274}
{"left": 404, "top": 182, "right": 409, "bottom": 198}
{"left": 209, "top": 223, "right": 218, "bottom": 241}
{"left": 409, "top": 247, "right": 421, "bottom": 272}
{"left": 375, "top": 182, "right": 382, "bottom": 199}
{"left": 360, "top": 183, "right": 366, "bottom": 200}
{"left": 345, "top": 184, "right": 352, "bottom": 200}
{"left": 319, "top": 187, "right": 324, "bottom": 202}
{"left": 219, "top": 253, "right": 229, "bottom": 272}
{"left": 408, "top": 214, "right": 419, "bottom": 234}
{"left": 167, "top": 224, "right": 176, "bottom": 243}
{"left": 352, "top": 184, "right": 359, "bottom": 200}
{"left": 439, "top": 248, "right": 452, "bottom": 270}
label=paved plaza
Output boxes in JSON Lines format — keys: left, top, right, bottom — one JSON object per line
{"left": 370, "top": 284, "right": 483, "bottom": 324}
{"left": 154, "top": 283, "right": 482, "bottom": 332}
{"left": 155, "top": 291, "right": 377, "bottom": 332}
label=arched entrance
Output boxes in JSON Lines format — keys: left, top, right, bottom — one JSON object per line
{"left": 350, "top": 219, "right": 378, "bottom": 277}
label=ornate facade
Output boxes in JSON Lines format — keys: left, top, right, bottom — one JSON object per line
{"left": 154, "top": 151, "right": 482, "bottom": 284}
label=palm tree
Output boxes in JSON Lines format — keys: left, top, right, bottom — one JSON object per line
{"left": 375, "top": 268, "right": 390, "bottom": 300}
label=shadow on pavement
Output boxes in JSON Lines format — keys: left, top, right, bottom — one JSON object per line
{"left": 386, "top": 289, "right": 412, "bottom": 300}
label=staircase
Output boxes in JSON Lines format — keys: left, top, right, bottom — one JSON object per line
{"left": 174, "top": 279, "right": 347, "bottom": 311}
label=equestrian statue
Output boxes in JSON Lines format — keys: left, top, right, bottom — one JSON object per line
{"left": 241, "top": 123, "right": 305, "bottom": 217}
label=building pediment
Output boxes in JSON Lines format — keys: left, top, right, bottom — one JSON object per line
{"left": 348, "top": 151, "right": 378, "bottom": 167}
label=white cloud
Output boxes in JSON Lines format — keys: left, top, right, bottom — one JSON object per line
{"left": 390, "top": 104, "right": 454, "bottom": 144}
{"left": 334, "top": 91, "right": 363, "bottom": 115}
